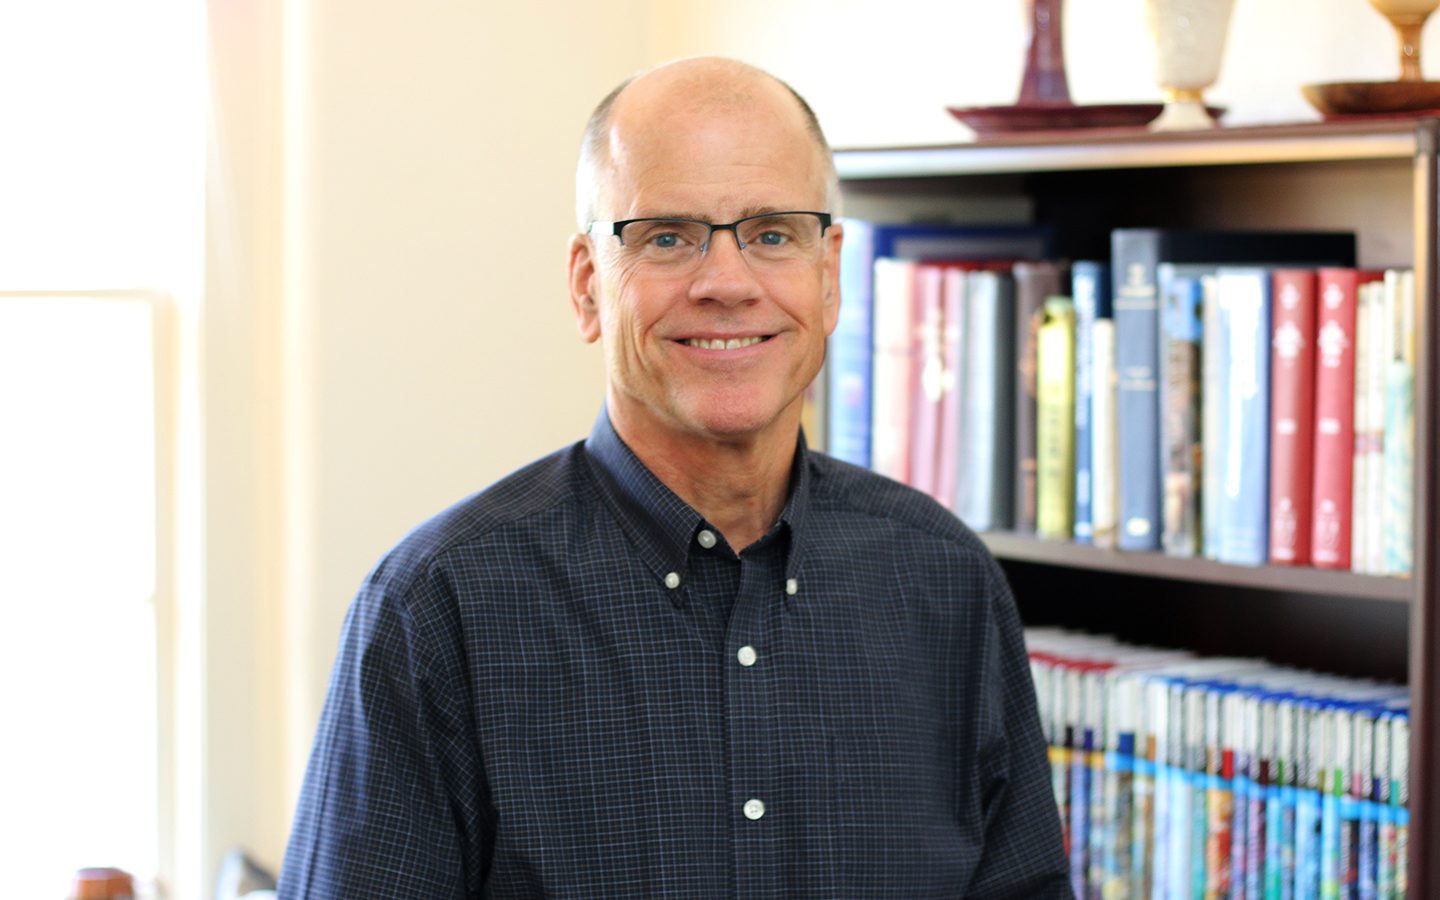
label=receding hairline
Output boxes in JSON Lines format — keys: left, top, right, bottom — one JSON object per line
{"left": 574, "top": 61, "right": 839, "bottom": 229}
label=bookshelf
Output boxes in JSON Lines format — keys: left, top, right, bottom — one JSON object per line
{"left": 834, "top": 118, "right": 1439, "bottom": 895}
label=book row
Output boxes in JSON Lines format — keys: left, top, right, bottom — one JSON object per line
{"left": 825, "top": 221, "right": 1416, "bottom": 575}
{"left": 1027, "top": 628, "right": 1410, "bottom": 900}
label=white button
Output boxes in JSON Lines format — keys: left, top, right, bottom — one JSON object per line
{"left": 664, "top": 572, "right": 681, "bottom": 589}
{"left": 697, "top": 529, "right": 717, "bottom": 549}
{"left": 785, "top": 578, "right": 798, "bottom": 596}
{"left": 743, "top": 798, "right": 766, "bottom": 820}
{"left": 737, "top": 645, "right": 758, "bottom": 667}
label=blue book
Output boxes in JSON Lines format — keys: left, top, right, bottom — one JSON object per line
{"left": 1214, "top": 266, "right": 1274, "bottom": 566}
{"left": 1071, "top": 261, "right": 1110, "bottom": 544}
{"left": 826, "top": 221, "right": 1053, "bottom": 468}
{"left": 1108, "top": 229, "right": 1355, "bottom": 552}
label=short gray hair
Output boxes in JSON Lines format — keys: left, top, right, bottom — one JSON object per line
{"left": 574, "top": 68, "right": 841, "bottom": 231}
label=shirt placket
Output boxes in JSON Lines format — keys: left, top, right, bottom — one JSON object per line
{"left": 725, "top": 546, "right": 782, "bottom": 897}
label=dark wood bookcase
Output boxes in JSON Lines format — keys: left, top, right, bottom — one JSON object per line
{"left": 834, "top": 118, "right": 1440, "bottom": 895}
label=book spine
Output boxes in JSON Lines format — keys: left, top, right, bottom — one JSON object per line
{"left": 1112, "top": 232, "right": 1163, "bottom": 550}
{"left": 1366, "top": 278, "right": 1389, "bottom": 575}
{"left": 1202, "top": 274, "right": 1226, "bottom": 560}
{"left": 1310, "top": 269, "right": 1365, "bottom": 569}
{"left": 1383, "top": 269, "right": 1415, "bottom": 576}
{"left": 1091, "top": 319, "right": 1120, "bottom": 550}
{"left": 1268, "top": 269, "right": 1318, "bottom": 565}
{"left": 1351, "top": 282, "right": 1374, "bottom": 574}
{"left": 827, "top": 219, "right": 876, "bottom": 467}
{"left": 1072, "top": 261, "right": 1108, "bottom": 544}
{"left": 869, "top": 258, "right": 916, "bottom": 484}
{"left": 1216, "top": 267, "right": 1272, "bottom": 566}
{"left": 1014, "top": 261, "right": 1064, "bottom": 533}
{"left": 935, "top": 266, "right": 967, "bottom": 512}
{"left": 1037, "top": 296, "right": 1077, "bottom": 539}
{"left": 1158, "top": 267, "right": 1203, "bottom": 557}
{"left": 909, "top": 263, "right": 946, "bottom": 501}
{"left": 957, "top": 270, "right": 1016, "bottom": 530}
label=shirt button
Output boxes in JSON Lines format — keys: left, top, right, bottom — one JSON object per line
{"left": 785, "top": 578, "right": 798, "bottom": 596}
{"left": 743, "top": 798, "right": 766, "bottom": 820}
{"left": 664, "top": 572, "right": 681, "bottom": 589}
{"left": 697, "top": 529, "right": 717, "bottom": 549}
{"left": 737, "top": 645, "right": 758, "bottom": 667}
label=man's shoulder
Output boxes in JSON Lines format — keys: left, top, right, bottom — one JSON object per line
{"left": 372, "top": 441, "right": 590, "bottom": 584}
{"left": 805, "top": 451, "right": 987, "bottom": 554}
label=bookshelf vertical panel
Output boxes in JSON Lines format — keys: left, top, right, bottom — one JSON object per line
{"left": 1407, "top": 118, "right": 1439, "bottom": 899}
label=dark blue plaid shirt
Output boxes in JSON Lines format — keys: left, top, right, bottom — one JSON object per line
{"left": 278, "top": 411, "right": 1069, "bottom": 898}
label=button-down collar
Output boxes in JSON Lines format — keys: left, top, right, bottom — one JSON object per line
{"left": 582, "top": 408, "right": 812, "bottom": 607}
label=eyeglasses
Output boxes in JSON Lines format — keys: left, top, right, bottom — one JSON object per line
{"left": 588, "top": 211, "right": 832, "bottom": 270}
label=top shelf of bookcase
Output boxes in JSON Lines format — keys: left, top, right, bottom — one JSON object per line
{"left": 834, "top": 118, "right": 1433, "bottom": 179}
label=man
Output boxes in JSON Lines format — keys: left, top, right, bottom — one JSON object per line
{"left": 279, "top": 57, "right": 1069, "bottom": 898}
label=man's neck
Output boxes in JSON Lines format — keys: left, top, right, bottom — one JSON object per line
{"left": 608, "top": 402, "right": 799, "bottom": 552}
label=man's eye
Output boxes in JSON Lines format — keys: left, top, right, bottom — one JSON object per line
{"left": 756, "top": 230, "right": 789, "bottom": 246}
{"left": 651, "top": 232, "right": 681, "bottom": 249}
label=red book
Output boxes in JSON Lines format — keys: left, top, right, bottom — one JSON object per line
{"left": 909, "top": 263, "right": 947, "bottom": 499}
{"left": 1310, "top": 268, "right": 1382, "bottom": 568}
{"left": 1269, "top": 269, "right": 1317, "bottom": 564}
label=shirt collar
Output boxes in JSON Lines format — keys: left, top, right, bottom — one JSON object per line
{"left": 582, "top": 407, "right": 813, "bottom": 607}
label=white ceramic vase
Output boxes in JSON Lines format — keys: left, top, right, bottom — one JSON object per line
{"left": 1144, "top": 0, "right": 1236, "bottom": 130}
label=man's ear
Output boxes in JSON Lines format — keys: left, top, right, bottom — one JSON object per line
{"left": 567, "top": 234, "right": 602, "bottom": 343}
{"left": 820, "top": 220, "right": 844, "bottom": 336}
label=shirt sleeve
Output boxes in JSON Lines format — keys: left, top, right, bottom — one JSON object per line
{"left": 964, "top": 558, "right": 1074, "bottom": 900}
{"left": 277, "top": 559, "right": 491, "bottom": 899}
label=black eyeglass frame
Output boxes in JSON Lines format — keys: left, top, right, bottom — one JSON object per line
{"left": 588, "top": 211, "right": 833, "bottom": 252}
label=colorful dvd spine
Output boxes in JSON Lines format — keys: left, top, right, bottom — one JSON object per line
{"left": 1294, "top": 699, "right": 1322, "bottom": 900}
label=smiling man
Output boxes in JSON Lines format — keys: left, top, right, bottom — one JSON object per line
{"left": 279, "top": 57, "right": 1069, "bottom": 898}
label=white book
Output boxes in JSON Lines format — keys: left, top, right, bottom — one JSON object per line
{"left": 1199, "top": 273, "right": 1224, "bottom": 560}
{"left": 1090, "top": 318, "right": 1119, "bottom": 549}
{"left": 869, "top": 258, "right": 916, "bottom": 485}
{"left": 1367, "top": 275, "right": 1391, "bottom": 574}
{"left": 1350, "top": 281, "right": 1372, "bottom": 573}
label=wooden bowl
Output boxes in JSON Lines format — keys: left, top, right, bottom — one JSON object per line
{"left": 1303, "top": 79, "right": 1440, "bottom": 116}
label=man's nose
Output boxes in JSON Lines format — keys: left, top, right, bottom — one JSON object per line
{"left": 690, "top": 228, "right": 761, "bottom": 304}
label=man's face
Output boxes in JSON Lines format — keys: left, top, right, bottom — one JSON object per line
{"left": 569, "top": 90, "right": 841, "bottom": 449}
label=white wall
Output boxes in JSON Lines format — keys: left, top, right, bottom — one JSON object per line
{"left": 648, "top": 0, "right": 1416, "bottom": 148}
{"left": 208, "top": 0, "right": 1437, "bottom": 883}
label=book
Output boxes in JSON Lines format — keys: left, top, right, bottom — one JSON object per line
{"left": 1109, "top": 229, "right": 1355, "bottom": 553}
{"left": 1311, "top": 269, "right": 1381, "bottom": 569}
{"left": 869, "top": 257, "right": 917, "bottom": 484}
{"left": 1214, "top": 266, "right": 1274, "bottom": 566}
{"left": 1071, "top": 261, "right": 1110, "bottom": 544}
{"left": 1268, "top": 268, "right": 1318, "bottom": 565}
{"left": 955, "top": 269, "right": 1017, "bottom": 531}
{"left": 935, "top": 265, "right": 968, "bottom": 513}
{"left": 908, "top": 262, "right": 947, "bottom": 500}
{"left": 827, "top": 221, "right": 1054, "bottom": 468}
{"left": 1157, "top": 265, "right": 1206, "bottom": 557}
{"left": 1014, "top": 260, "right": 1068, "bottom": 533}
{"left": 1037, "top": 295, "right": 1077, "bottom": 539}
{"left": 1382, "top": 269, "right": 1416, "bottom": 576}
{"left": 1091, "top": 316, "right": 1120, "bottom": 550}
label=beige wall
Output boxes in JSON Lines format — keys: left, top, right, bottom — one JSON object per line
{"left": 206, "top": 0, "right": 1434, "bottom": 885}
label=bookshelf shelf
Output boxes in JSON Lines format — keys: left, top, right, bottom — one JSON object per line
{"left": 979, "top": 531, "right": 1413, "bottom": 602}
{"left": 835, "top": 119, "right": 1422, "bottom": 179}
{"left": 834, "top": 116, "right": 1440, "bottom": 895}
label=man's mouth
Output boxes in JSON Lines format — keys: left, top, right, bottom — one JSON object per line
{"left": 679, "top": 335, "right": 772, "bottom": 350}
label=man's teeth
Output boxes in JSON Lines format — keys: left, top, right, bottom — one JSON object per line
{"left": 684, "top": 336, "right": 766, "bottom": 350}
